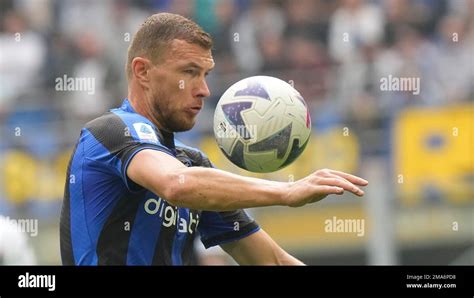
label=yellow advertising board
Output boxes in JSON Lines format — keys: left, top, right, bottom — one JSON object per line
{"left": 394, "top": 105, "right": 474, "bottom": 206}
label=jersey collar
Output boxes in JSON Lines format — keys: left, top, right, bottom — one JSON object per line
{"left": 120, "top": 98, "right": 136, "bottom": 113}
{"left": 121, "top": 98, "right": 176, "bottom": 151}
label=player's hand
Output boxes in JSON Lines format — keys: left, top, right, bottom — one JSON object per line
{"left": 283, "top": 169, "right": 368, "bottom": 207}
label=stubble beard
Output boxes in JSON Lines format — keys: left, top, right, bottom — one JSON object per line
{"left": 152, "top": 94, "right": 195, "bottom": 133}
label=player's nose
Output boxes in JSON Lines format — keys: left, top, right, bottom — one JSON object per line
{"left": 194, "top": 78, "right": 211, "bottom": 99}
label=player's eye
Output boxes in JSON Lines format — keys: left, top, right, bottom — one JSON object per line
{"left": 184, "top": 69, "right": 197, "bottom": 75}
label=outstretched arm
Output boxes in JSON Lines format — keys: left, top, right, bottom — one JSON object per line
{"left": 127, "top": 149, "right": 368, "bottom": 211}
{"left": 220, "top": 229, "right": 304, "bottom": 265}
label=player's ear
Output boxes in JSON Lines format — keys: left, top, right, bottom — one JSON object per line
{"left": 132, "top": 57, "right": 151, "bottom": 84}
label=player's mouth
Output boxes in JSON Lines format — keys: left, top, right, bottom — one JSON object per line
{"left": 188, "top": 106, "right": 202, "bottom": 115}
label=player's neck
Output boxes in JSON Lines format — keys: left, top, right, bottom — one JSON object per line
{"left": 128, "top": 90, "right": 168, "bottom": 133}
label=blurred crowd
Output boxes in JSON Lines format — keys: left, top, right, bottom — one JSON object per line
{"left": 1, "top": 0, "right": 473, "bottom": 131}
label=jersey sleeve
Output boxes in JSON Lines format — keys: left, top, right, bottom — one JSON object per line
{"left": 174, "top": 145, "right": 261, "bottom": 248}
{"left": 198, "top": 210, "right": 260, "bottom": 248}
{"left": 83, "top": 111, "right": 175, "bottom": 191}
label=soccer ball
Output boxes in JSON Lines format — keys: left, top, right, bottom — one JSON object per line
{"left": 213, "top": 76, "right": 311, "bottom": 173}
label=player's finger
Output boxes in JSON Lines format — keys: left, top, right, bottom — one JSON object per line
{"left": 316, "top": 185, "right": 344, "bottom": 196}
{"left": 325, "top": 172, "right": 353, "bottom": 185}
{"left": 309, "top": 186, "right": 344, "bottom": 204}
{"left": 321, "top": 173, "right": 358, "bottom": 193}
{"left": 328, "top": 170, "right": 368, "bottom": 186}
{"left": 317, "top": 177, "right": 364, "bottom": 196}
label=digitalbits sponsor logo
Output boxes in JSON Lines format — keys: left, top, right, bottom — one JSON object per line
{"left": 144, "top": 198, "right": 200, "bottom": 234}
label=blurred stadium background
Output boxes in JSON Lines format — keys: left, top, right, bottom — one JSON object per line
{"left": 0, "top": 0, "right": 472, "bottom": 265}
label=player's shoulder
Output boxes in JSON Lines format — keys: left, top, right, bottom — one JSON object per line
{"left": 84, "top": 111, "right": 124, "bottom": 132}
{"left": 83, "top": 109, "right": 162, "bottom": 147}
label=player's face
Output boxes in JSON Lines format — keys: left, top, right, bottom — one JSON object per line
{"left": 148, "top": 39, "right": 214, "bottom": 132}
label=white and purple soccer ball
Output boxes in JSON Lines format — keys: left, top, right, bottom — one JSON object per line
{"left": 214, "top": 76, "right": 311, "bottom": 173}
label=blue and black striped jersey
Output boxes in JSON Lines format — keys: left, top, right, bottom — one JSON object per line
{"left": 60, "top": 99, "right": 260, "bottom": 265}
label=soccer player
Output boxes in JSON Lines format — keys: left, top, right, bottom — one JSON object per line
{"left": 60, "top": 13, "right": 368, "bottom": 265}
